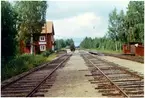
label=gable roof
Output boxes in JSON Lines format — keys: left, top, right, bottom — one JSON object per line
{"left": 41, "top": 21, "right": 55, "bottom": 35}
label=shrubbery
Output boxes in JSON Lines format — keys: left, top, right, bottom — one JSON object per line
{"left": 1, "top": 54, "right": 47, "bottom": 81}
{"left": 2, "top": 49, "right": 56, "bottom": 81}
{"left": 70, "top": 43, "right": 75, "bottom": 51}
{"left": 41, "top": 49, "right": 54, "bottom": 57}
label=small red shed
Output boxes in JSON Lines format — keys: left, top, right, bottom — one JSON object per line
{"left": 20, "top": 21, "right": 55, "bottom": 54}
{"left": 123, "top": 42, "right": 144, "bottom": 56}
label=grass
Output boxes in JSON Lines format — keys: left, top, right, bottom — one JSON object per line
{"left": 83, "top": 48, "right": 122, "bottom": 54}
{"left": 94, "top": 48, "right": 122, "bottom": 54}
{"left": 46, "top": 53, "right": 57, "bottom": 61}
{"left": 1, "top": 53, "right": 57, "bottom": 81}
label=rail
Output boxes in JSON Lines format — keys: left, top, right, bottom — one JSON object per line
{"left": 83, "top": 55, "right": 129, "bottom": 97}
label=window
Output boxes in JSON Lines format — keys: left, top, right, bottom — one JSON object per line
{"left": 40, "top": 45, "right": 46, "bottom": 51}
{"left": 39, "top": 36, "right": 45, "bottom": 41}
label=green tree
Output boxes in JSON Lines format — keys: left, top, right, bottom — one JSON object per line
{"left": 2, "top": 1, "right": 17, "bottom": 65}
{"left": 125, "top": 1, "right": 144, "bottom": 43}
{"left": 108, "top": 8, "right": 120, "bottom": 51}
{"left": 80, "top": 1, "right": 144, "bottom": 52}
{"left": 70, "top": 43, "right": 75, "bottom": 52}
{"left": 15, "top": 1, "right": 47, "bottom": 54}
{"left": 118, "top": 10, "right": 127, "bottom": 43}
{"left": 55, "top": 39, "right": 75, "bottom": 50}
{"left": 108, "top": 8, "right": 119, "bottom": 41}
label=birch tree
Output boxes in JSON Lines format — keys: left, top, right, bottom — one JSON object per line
{"left": 15, "top": 1, "right": 47, "bottom": 54}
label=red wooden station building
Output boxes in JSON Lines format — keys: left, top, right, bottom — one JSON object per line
{"left": 20, "top": 21, "right": 55, "bottom": 54}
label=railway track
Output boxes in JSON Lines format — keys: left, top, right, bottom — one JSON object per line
{"left": 1, "top": 53, "right": 72, "bottom": 97}
{"left": 80, "top": 51, "right": 144, "bottom": 98}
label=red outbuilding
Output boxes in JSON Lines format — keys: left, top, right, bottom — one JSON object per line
{"left": 20, "top": 21, "right": 55, "bottom": 54}
{"left": 123, "top": 42, "right": 144, "bottom": 56}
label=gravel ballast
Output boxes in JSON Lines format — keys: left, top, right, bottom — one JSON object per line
{"left": 44, "top": 50, "right": 105, "bottom": 97}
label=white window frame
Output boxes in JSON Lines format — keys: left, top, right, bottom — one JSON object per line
{"left": 39, "top": 36, "right": 45, "bottom": 41}
{"left": 40, "top": 45, "right": 46, "bottom": 51}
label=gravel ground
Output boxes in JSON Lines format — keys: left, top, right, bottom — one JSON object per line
{"left": 96, "top": 55, "right": 144, "bottom": 75}
{"left": 103, "top": 53, "right": 144, "bottom": 63}
{"left": 44, "top": 50, "right": 106, "bottom": 97}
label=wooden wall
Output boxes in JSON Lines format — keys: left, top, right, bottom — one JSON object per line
{"left": 123, "top": 44, "right": 144, "bottom": 56}
{"left": 135, "top": 45, "right": 144, "bottom": 56}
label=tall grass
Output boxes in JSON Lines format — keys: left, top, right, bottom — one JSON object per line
{"left": 2, "top": 53, "right": 56, "bottom": 81}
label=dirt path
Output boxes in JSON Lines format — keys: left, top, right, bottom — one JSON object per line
{"left": 44, "top": 50, "right": 105, "bottom": 97}
{"left": 97, "top": 55, "right": 144, "bottom": 75}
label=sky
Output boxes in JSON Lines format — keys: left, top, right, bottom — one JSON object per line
{"left": 46, "top": 0, "right": 130, "bottom": 46}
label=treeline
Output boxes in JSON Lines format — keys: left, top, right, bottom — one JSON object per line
{"left": 80, "top": 1, "right": 144, "bottom": 51}
{"left": 80, "top": 37, "right": 122, "bottom": 51}
{"left": 55, "top": 39, "right": 75, "bottom": 50}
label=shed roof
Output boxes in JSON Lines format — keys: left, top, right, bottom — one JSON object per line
{"left": 41, "top": 21, "right": 55, "bottom": 35}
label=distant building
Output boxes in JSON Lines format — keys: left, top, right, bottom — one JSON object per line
{"left": 123, "top": 42, "right": 144, "bottom": 56}
{"left": 20, "top": 21, "right": 55, "bottom": 54}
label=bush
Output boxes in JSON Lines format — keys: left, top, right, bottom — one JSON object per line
{"left": 70, "top": 43, "right": 75, "bottom": 51}
{"left": 32, "top": 55, "right": 47, "bottom": 66}
{"left": 1, "top": 54, "right": 47, "bottom": 81}
{"left": 42, "top": 49, "right": 54, "bottom": 57}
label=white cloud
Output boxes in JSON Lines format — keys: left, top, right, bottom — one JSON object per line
{"left": 47, "top": 12, "right": 106, "bottom": 40}
{"left": 46, "top": 1, "right": 129, "bottom": 45}
{"left": 46, "top": 1, "right": 129, "bottom": 20}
